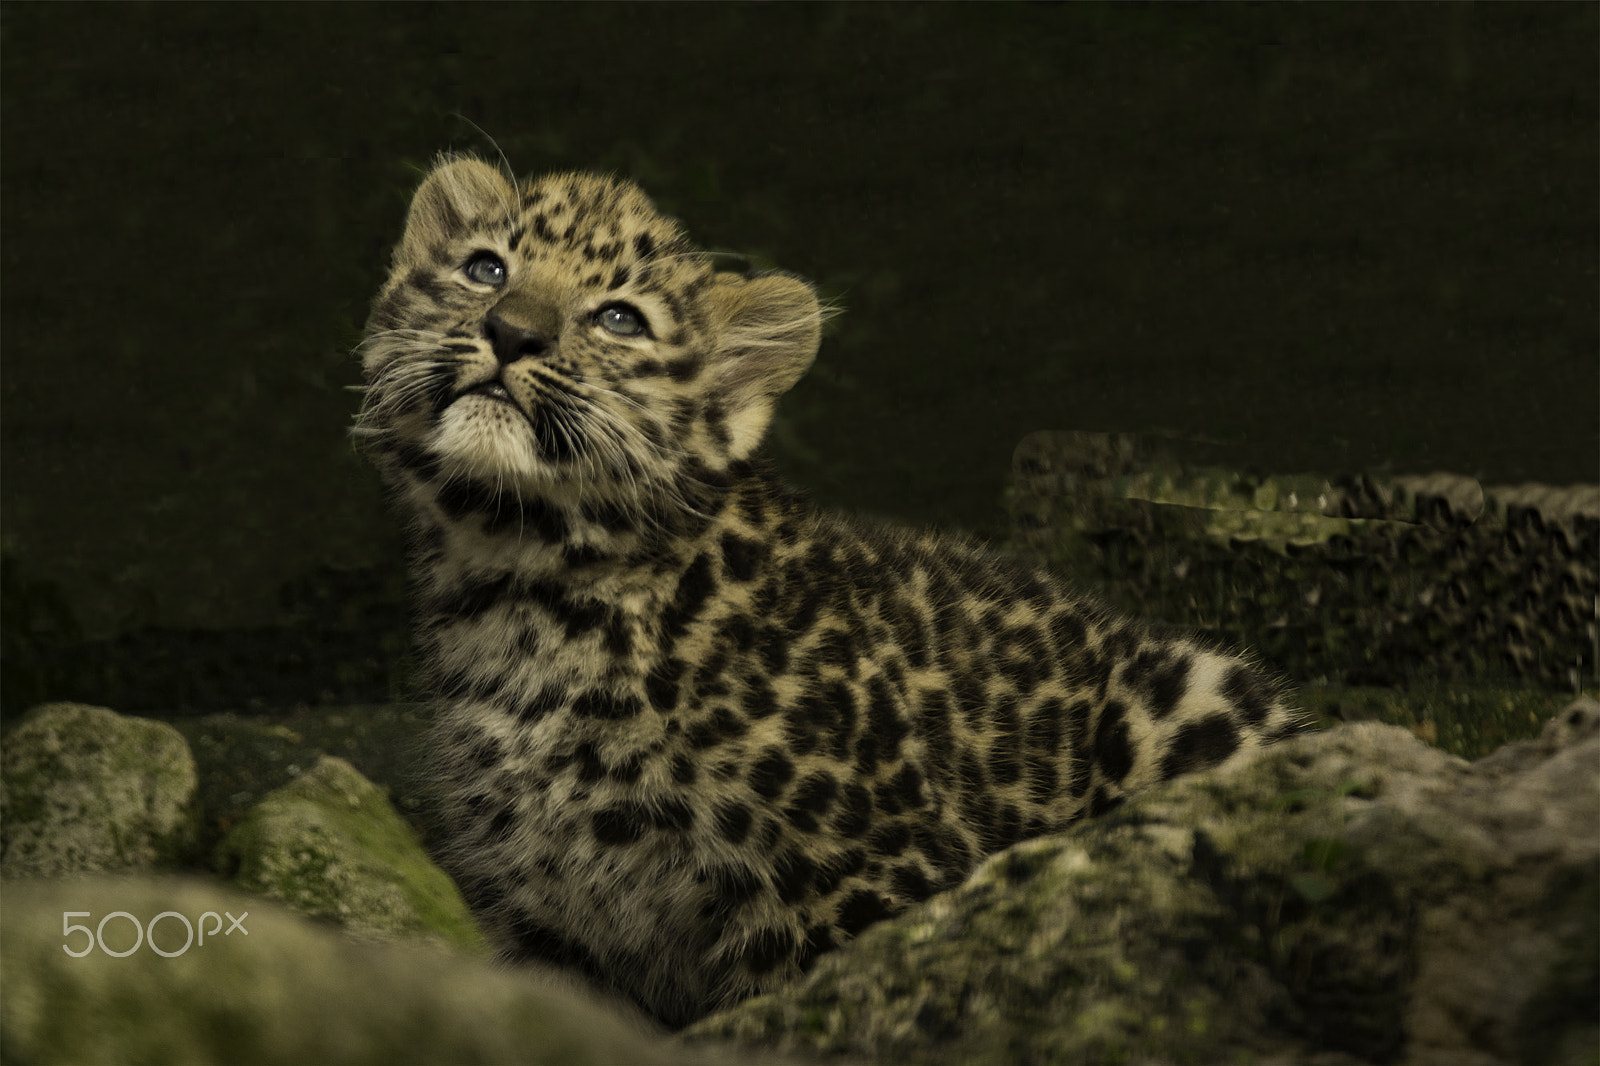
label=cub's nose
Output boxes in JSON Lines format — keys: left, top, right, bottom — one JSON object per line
{"left": 484, "top": 314, "right": 550, "bottom": 365}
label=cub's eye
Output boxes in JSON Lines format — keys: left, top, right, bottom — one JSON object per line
{"left": 596, "top": 303, "right": 648, "bottom": 337}
{"left": 463, "top": 251, "right": 507, "bottom": 286}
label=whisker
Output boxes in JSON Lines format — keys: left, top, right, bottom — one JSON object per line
{"left": 356, "top": 294, "right": 725, "bottom": 543}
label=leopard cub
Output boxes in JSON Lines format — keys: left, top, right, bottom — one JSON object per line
{"left": 356, "top": 156, "right": 1301, "bottom": 1026}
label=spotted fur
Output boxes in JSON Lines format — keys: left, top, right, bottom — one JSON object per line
{"left": 356, "top": 155, "right": 1302, "bottom": 1026}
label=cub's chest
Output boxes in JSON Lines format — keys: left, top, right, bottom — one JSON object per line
{"left": 425, "top": 565, "right": 674, "bottom": 681}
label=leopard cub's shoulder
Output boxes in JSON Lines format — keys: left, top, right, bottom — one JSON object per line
{"left": 357, "top": 155, "right": 1302, "bottom": 1027}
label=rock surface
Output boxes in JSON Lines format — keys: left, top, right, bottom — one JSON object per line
{"left": 685, "top": 698, "right": 1600, "bottom": 1066}
{"left": 1008, "top": 431, "right": 1600, "bottom": 689}
{"left": 0, "top": 702, "right": 197, "bottom": 877}
{"left": 212, "top": 754, "right": 484, "bottom": 953}
{"left": 3, "top": 699, "right": 1595, "bottom": 1064}
{"left": 0, "top": 876, "right": 729, "bottom": 1066}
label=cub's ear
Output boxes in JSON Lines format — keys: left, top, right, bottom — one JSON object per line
{"left": 397, "top": 156, "right": 516, "bottom": 262}
{"left": 705, "top": 270, "right": 824, "bottom": 459}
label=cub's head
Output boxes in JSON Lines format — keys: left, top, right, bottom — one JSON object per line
{"left": 357, "top": 156, "right": 821, "bottom": 517}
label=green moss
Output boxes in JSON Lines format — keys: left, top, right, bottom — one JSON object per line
{"left": 213, "top": 755, "right": 485, "bottom": 955}
{"left": 0, "top": 703, "right": 198, "bottom": 876}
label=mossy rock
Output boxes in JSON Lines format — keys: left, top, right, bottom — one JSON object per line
{"left": 166, "top": 703, "right": 434, "bottom": 856}
{"left": 0, "top": 876, "right": 735, "bottom": 1066}
{"left": 1008, "top": 430, "right": 1599, "bottom": 688}
{"left": 0, "top": 702, "right": 198, "bottom": 877}
{"left": 212, "top": 754, "right": 485, "bottom": 954}
{"left": 686, "top": 712, "right": 1600, "bottom": 1065}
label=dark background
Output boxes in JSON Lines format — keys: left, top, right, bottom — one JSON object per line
{"left": 2, "top": 4, "right": 1595, "bottom": 715}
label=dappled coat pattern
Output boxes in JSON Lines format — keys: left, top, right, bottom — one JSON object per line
{"left": 356, "top": 156, "right": 1302, "bottom": 1026}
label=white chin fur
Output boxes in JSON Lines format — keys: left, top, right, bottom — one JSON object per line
{"left": 431, "top": 399, "right": 542, "bottom": 483}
